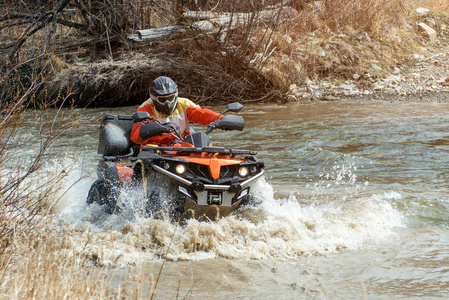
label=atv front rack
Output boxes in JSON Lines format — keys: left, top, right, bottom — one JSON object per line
{"left": 141, "top": 146, "right": 257, "bottom": 156}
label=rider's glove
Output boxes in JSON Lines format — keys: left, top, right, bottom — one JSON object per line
{"left": 139, "top": 122, "right": 173, "bottom": 140}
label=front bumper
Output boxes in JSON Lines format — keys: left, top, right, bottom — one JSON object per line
{"left": 151, "top": 163, "right": 264, "bottom": 195}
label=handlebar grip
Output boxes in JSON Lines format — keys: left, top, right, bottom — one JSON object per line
{"left": 139, "top": 122, "right": 172, "bottom": 140}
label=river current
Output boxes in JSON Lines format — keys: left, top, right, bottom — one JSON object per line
{"left": 29, "top": 100, "right": 449, "bottom": 298}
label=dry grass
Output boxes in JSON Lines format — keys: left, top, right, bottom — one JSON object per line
{"left": 2, "top": 0, "right": 449, "bottom": 105}
{"left": 229, "top": 0, "right": 449, "bottom": 97}
{"left": 0, "top": 52, "right": 116, "bottom": 298}
{"left": 0, "top": 220, "right": 107, "bottom": 299}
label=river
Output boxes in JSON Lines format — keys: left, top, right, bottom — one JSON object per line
{"left": 42, "top": 100, "right": 449, "bottom": 298}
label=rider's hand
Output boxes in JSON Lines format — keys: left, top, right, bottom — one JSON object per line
{"left": 159, "top": 123, "right": 174, "bottom": 133}
{"left": 139, "top": 121, "right": 173, "bottom": 140}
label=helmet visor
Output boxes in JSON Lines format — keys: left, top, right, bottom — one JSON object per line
{"left": 152, "top": 93, "right": 176, "bottom": 104}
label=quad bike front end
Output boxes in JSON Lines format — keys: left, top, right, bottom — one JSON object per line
{"left": 134, "top": 144, "right": 264, "bottom": 220}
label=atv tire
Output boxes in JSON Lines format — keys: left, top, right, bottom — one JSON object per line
{"left": 86, "top": 180, "right": 120, "bottom": 214}
{"left": 145, "top": 191, "right": 185, "bottom": 221}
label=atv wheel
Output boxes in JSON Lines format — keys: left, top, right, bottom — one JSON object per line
{"left": 144, "top": 183, "right": 185, "bottom": 221}
{"left": 86, "top": 180, "right": 120, "bottom": 214}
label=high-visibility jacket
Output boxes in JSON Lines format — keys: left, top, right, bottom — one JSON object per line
{"left": 130, "top": 97, "right": 220, "bottom": 146}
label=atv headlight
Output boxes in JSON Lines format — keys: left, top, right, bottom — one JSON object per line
{"left": 175, "top": 164, "right": 186, "bottom": 175}
{"left": 238, "top": 166, "right": 249, "bottom": 177}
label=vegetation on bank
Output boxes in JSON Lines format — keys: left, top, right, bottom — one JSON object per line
{"left": 1, "top": 0, "right": 449, "bottom": 106}
{"left": 1, "top": 0, "right": 449, "bottom": 298}
{"left": 0, "top": 64, "right": 155, "bottom": 297}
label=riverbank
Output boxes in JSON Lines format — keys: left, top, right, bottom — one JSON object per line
{"left": 54, "top": 4, "right": 449, "bottom": 106}
{"left": 2, "top": 1, "right": 449, "bottom": 107}
{"left": 44, "top": 23, "right": 449, "bottom": 107}
{"left": 299, "top": 43, "right": 449, "bottom": 102}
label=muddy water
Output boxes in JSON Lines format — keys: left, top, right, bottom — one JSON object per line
{"left": 44, "top": 100, "right": 449, "bottom": 298}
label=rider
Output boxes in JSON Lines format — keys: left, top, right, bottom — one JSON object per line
{"left": 130, "top": 76, "right": 220, "bottom": 147}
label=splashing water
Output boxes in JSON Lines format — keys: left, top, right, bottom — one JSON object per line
{"left": 50, "top": 157, "right": 404, "bottom": 267}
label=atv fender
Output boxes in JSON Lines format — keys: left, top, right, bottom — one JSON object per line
{"left": 97, "top": 161, "right": 133, "bottom": 185}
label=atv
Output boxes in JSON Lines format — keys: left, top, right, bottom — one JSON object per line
{"left": 86, "top": 103, "right": 264, "bottom": 221}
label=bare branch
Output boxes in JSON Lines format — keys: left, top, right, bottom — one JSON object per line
{"left": 0, "top": 13, "right": 35, "bottom": 22}
{"left": 0, "top": 21, "right": 30, "bottom": 31}
{"left": 4, "top": 0, "right": 73, "bottom": 62}
{"left": 54, "top": 18, "right": 88, "bottom": 30}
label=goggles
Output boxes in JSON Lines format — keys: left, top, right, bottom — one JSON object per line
{"left": 150, "top": 93, "right": 177, "bottom": 104}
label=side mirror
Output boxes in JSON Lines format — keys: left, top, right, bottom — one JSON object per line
{"left": 132, "top": 111, "right": 153, "bottom": 122}
{"left": 224, "top": 102, "right": 243, "bottom": 113}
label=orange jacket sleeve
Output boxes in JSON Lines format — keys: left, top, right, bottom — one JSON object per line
{"left": 185, "top": 104, "right": 220, "bottom": 126}
{"left": 130, "top": 99, "right": 155, "bottom": 145}
{"left": 130, "top": 122, "right": 145, "bottom": 145}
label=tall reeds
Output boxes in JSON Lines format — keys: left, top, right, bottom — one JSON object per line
{"left": 0, "top": 30, "right": 102, "bottom": 296}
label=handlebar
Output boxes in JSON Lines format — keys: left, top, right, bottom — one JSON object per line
{"left": 205, "top": 120, "right": 218, "bottom": 135}
{"left": 158, "top": 121, "right": 182, "bottom": 140}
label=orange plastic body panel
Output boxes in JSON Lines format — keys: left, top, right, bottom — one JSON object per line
{"left": 116, "top": 164, "right": 133, "bottom": 184}
{"left": 174, "top": 152, "right": 242, "bottom": 179}
{"left": 180, "top": 141, "right": 196, "bottom": 148}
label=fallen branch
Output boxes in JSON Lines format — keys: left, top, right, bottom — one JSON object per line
{"left": 127, "top": 6, "right": 297, "bottom": 42}
{"left": 128, "top": 25, "right": 184, "bottom": 42}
